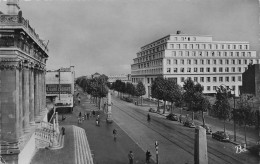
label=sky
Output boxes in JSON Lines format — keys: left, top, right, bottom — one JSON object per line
{"left": 0, "top": 0, "right": 259, "bottom": 77}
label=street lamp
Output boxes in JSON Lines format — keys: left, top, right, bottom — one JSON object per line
{"left": 219, "top": 84, "right": 236, "bottom": 142}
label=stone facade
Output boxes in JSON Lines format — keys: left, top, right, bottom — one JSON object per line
{"left": 0, "top": 4, "right": 49, "bottom": 159}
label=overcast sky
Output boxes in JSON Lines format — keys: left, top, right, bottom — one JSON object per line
{"left": 0, "top": 0, "right": 259, "bottom": 77}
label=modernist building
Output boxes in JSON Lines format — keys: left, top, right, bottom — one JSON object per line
{"left": 242, "top": 64, "right": 260, "bottom": 97}
{"left": 131, "top": 31, "right": 259, "bottom": 98}
{"left": 0, "top": 1, "right": 49, "bottom": 163}
{"left": 46, "top": 66, "right": 75, "bottom": 113}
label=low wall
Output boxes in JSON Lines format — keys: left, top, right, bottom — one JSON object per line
{"left": 18, "top": 134, "right": 36, "bottom": 164}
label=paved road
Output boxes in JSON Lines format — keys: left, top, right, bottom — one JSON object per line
{"left": 111, "top": 95, "right": 259, "bottom": 164}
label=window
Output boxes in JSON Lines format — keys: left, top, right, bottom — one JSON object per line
{"left": 239, "top": 45, "right": 242, "bottom": 49}
{"left": 207, "top": 68, "right": 210, "bottom": 72}
{"left": 225, "top": 67, "right": 229, "bottom": 72}
{"left": 242, "top": 52, "right": 245, "bottom": 57}
{"left": 200, "top": 59, "right": 204, "bottom": 64}
{"left": 181, "top": 59, "right": 184, "bottom": 64}
{"left": 200, "top": 68, "right": 204, "bottom": 72}
{"left": 147, "top": 78, "right": 150, "bottom": 84}
{"left": 232, "top": 67, "right": 235, "bottom": 72}
{"left": 213, "top": 67, "right": 216, "bottom": 72}
{"left": 184, "top": 44, "right": 187, "bottom": 49}
{"left": 213, "top": 77, "right": 217, "bottom": 82}
{"left": 225, "top": 77, "right": 229, "bottom": 82}
{"left": 219, "top": 67, "right": 223, "bottom": 72}
{"left": 230, "top": 52, "right": 233, "bottom": 57}
{"left": 238, "top": 67, "right": 241, "bottom": 72}
{"left": 238, "top": 76, "right": 241, "bottom": 81}
{"left": 207, "top": 86, "right": 211, "bottom": 91}
{"left": 177, "top": 44, "right": 180, "bottom": 49}
{"left": 232, "top": 76, "right": 235, "bottom": 82}
{"left": 200, "top": 77, "right": 204, "bottom": 82}
{"left": 167, "top": 68, "right": 171, "bottom": 73}
{"left": 220, "top": 59, "right": 223, "bottom": 65}
{"left": 187, "top": 59, "right": 191, "bottom": 64}
{"left": 187, "top": 68, "right": 191, "bottom": 72}
{"left": 194, "top": 68, "right": 198, "bottom": 72}
{"left": 207, "top": 60, "right": 210, "bottom": 64}
{"left": 194, "top": 77, "right": 198, "bottom": 82}
{"left": 233, "top": 45, "right": 236, "bottom": 49}
{"left": 181, "top": 77, "right": 185, "bottom": 82}
{"left": 244, "top": 59, "right": 247, "bottom": 64}
{"left": 219, "top": 77, "right": 223, "bottom": 82}
{"left": 174, "top": 59, "right": 178, "bottom": 64}
{"left": 179, "top": 51, "right": 183, "bottom": 56}
{"left": 207, "top": 77, "right": 210, "bottom": 82}
{"left": 190, "top": 44, "right": 193, "bottom": 49}
{"left": 181, "top": 68, "right": 184, "bottom": 72}
{"left": 167, "top": 59, "right": 171, "bottom": 65}
{"left": 228, "top": 45, "right": 230, "bottom": 49}
{"left": 238, "top": 60, "right": 241, "bottom": 64}
{"left": 172, "top": 51, "right": 176, "bottom": 56}
{"left": 185, "top": 51, "right": 189, "bottom": 56}
{"left": 194, "top": 59, "right": 198, "bottom": 65}
{"left": 173, "top": 68, "right": 178, "bottom": 72}
{"left": 226, "top": 59, "right": 229, "bottom": 64}
{"left": 213, "top": 86, "right": 217, "bottom": 90}
{"left": 213, "top": 60, "right": 217, "bottom": 64}
{"left": 245, "top": 45, "right": 248, "bottom": 49}
{"left": 232, "top": 60, "right": 235, "bottom": 64}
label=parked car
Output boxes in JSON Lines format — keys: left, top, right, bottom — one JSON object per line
{"left": 212, "top": 131, "right": 230, "bottom": 142}
{"left": 166, "top": 113, "right": 178, "bottom": 121}
{"left": 183, "top": 120, "right": 195, "bottom": 128}
{"left": 200, "top": 125, "right": 212, "bottom": 134}
{"left": 148, "top": 108, "right": 157, "bottom": 113}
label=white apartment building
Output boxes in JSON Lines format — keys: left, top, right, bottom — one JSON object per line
{"left": 131, "top": 32, "right": 259, "bottom": 97}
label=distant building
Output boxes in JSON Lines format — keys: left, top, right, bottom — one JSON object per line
{"left": 131, "top": 31, "right": 259, "bottom": 98}
{"left": 46, "top": 66, "right": 75, "bottom": 113}
{"left": 108, "top": 74, "right": 131, "bottom": 83}
{"left": 242, "top": 64, "right": 260, "bottom": 97}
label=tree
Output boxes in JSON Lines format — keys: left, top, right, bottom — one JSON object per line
{"left": 213, "top": 86, "right": 232, "bottom": 132}
{"left": 135, "top": 81, "right": 146, "bottom": 106}
{"left": 195, "top": 95, "right": 211, "bottom": 126}
{"left": 236, "top": 94, "right": 255, "bottom": 146}
{"left": 151, "top": 77, "right": 165, "bottom": 111}
{"left": 165, "top": 79, "right": 182, "bottom": 114}
{"left": 183, "top": 78, "right": 204, "bottom": 120}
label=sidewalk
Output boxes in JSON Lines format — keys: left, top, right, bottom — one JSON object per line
{"left": 68, "top": 89, "right": 156, "bottom": 164}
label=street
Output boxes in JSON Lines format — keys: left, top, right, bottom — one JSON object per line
{"left": 111, "top": 94, "right": 259, "bottom": 164}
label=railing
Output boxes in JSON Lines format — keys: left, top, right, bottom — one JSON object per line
{"left": 0, "top": 14, "right": 48, "bottom": 53}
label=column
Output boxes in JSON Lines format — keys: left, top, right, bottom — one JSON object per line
{"left": 19, "top": 68, "right": 23, "bottom": 135}
{"left": 38, "top": 71, "right": 42, "bottom": 112}
{"left": 29, "top": 67, "right": 34, "bottom": 122}
{"left": 15, "top": 68, "right": 21, "bottom": 139}
{"left": 34, "top": 69, "right": 39, "bottom": 118}
{"left": 23, "top": 65, "right": 30, "bottom": 130}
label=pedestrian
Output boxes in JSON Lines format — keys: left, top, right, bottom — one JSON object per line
{"left": 79, "top": 112, "right": 82, "bottom": 118}
{"left": 87, "top": 112, "right": 90, "bottom": 120}
{"left": 78, "top": 97, "right": 81, "bottom": 104}
{"left": 84, "top": 112, "right": 87, "bottom": 120}
{"left": 96, "top": 115, "right": 100, "bottom": 126}
{"left": 113, "top": 129, "right": 117, "bottom": 141}
{"left": 61, "top": 127, "right": 65, "bottom": 135}
{"left": 147, "top": 113, "right": 151, "bottom": 122}
{"left": 128, "top": 151, "right": 134, "bottom": 164}
{"left": 92, "top": 110, "right": 96, "bottom": 116}
{"left": 145, "top": 150, "right": 152, "bottom": 163}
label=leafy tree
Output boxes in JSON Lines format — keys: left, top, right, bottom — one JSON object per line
{"left": 165, "top": 79, "right": 182, "bottom": 114}
{"left": 213, "top": 86, "right": 232, "bottom": 132}
{"left": 195, "top": 95, "right": 211, "bottom": 126}
{"left": 183, "top": 78, "right": 204, "bottom": 120}
{"left": 135, "top": 81, "right": 146, "bottom": 105}
{"left": 151, "top": 77, "right": 165, "bottom": 111}
{"left": 236, "top": 94, "right": 255, "bottom": 145}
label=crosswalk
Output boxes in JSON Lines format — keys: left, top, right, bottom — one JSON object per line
{"left": 73, "top": 126, "right": 93, "bottom": 164}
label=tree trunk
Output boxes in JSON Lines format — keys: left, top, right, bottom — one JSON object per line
{"left": 244, "top": 124, "right": 247, "bottom": 146}
{"left": 202, "top": 111, "right": 205, "bottom": 126}
{"left": 170, "top": 102, "right": 173, "bottom": 114}
{"left": 224, "top": 119, "right": 226, "bottom": 133}
{"left": 192, "top": 112, "right": 194, "bottom": 121}
{"left": 99, "top": 97, "right": 101, "bottom": 110}
{"left": 163, "top": 101, "right": 166, "bottom": 114}
{"left": 157, "top": 99, "right": 160, "bottom": 112}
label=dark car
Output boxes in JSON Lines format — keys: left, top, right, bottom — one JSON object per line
{"left": 183, "top": 120, "right": 195, "bottom": 128}
{"left": 148, "top": 108, "right": 157, "bottom": 113}
{"left": 212, "top": 131, "right": 230, "bottom": 142}
{"left": 166, "top": 113, "right": 178, "bottom": 121}
{"left": 200, "top": 125, "right": 212, "bottom": 134}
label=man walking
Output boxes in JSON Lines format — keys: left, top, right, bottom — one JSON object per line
{"left": 128, "top": 151, "right": 134, "bottom": 164}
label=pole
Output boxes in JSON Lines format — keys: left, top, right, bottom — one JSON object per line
{"left": 58, "top": 69, "right": 61, "bottom": 100}
{"left": 155, "top": 141, "right": 159, "bottom": 164}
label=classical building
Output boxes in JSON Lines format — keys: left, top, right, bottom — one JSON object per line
{"left": 0, "top": 1, "right": 53, "bottom": 163}
{"left": 131, "top": 31, "right": 259, "bottom": 98}
{"left": 108, "top": 74, "right": 131, "bottom": 84}
{"left": 46, "top": 66, "right": 75, "bottom": 113}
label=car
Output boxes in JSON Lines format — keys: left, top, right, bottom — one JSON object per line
{"left": 212, "top": 131, "right": 230, "bottom": 142}
{"left": 166, "top": 113, "right": 178, "bottom": 121}
{"left": 183, "top": 120, "right": 195, "bottom": 128}
{"left": 148, "top": 108, "right": 157, "bottom": 113}
{"left": 200, "top": 125, "right": 212, "bottom": 134}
